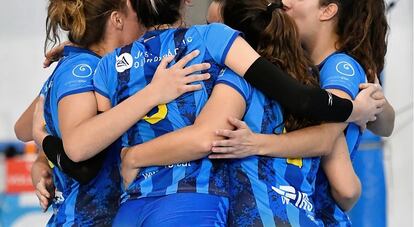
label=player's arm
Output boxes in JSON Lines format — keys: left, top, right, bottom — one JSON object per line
{"left": 14, "top": 97, "right": 39, "bottom": 142}
{"left": 321, "top": 134, "right": 361, "bottom": 211}
{"left": 31, "top": 150, "right": 54, "bottom": 212}
{"left": 209, "top": 120, "right": 345, "bottom": 159}
{"left": 53, "top": 53, "right": 209, "bottom": 162}
{"left": 362, "top": 81, "right": 395, "bottom": 136}
{"left": 210, "top": 89, "right": 351, "bottom": 159}
{"left": 367, "top": 100, "right": 394, "bottom": 136}
{"left": 32, "top": 96, "right": 109, "bottom": 184}
{"left": 224, "top": 36, "right": 384, "bottom": 125}
{"left": 121, "top": 84, "right": 246, "bottom": 169}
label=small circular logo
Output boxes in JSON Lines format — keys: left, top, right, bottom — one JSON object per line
{"left": 72, "top": 64, "right": 93, "bottom": 78}
{"left": 335, "top": 61, "right": 355, "bottom": 77}
{"left": 116, "top": 53, "right": 133, "bottom": 73}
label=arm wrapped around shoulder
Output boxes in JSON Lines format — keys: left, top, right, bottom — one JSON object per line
{"left": 243, "top": 57, "right": 353, "bottom": 122}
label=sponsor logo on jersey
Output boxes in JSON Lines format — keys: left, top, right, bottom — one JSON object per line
{"left": 72, "top": 64, "right": 93, "bottom": 78}
{"left": 336, "top": 61, "right": 355, "bottom": 77}
{"left": 272, "top": 185, "right": 313, "bottom": 212}
{"left": 116, "top": 53, "right": 133, "bottom": 73}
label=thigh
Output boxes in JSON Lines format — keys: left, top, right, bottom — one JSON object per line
{"left": 142, "top": 193, "right": 229, "bottom": 227}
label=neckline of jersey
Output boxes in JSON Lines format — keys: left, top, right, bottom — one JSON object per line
{"left": 63, "top": 46, "right": 102, "bottom": 59}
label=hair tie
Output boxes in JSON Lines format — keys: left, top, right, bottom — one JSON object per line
{"left": 266, "top": 1, "right": 283, "bottom": 14}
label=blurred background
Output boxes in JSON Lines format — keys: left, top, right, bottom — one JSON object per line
{"left": 0, "top": 0, "right": 412, "bottom": 226}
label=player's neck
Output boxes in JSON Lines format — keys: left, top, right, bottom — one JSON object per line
{"left": 305, "top": 31, "right": 339, "bottom": 65}
{"left": 147, "top": 19, "right": 186, "bottom": 31}
{"left": 88, "top": 40, "right": 113, "bottom": 57}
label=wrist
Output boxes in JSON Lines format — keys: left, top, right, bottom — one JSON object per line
{"left": 347, "top": 100, "right": 357, "bottom": 123}
{"left": 255, "top": 133, "right": 267, "bottom": 156}
{"left": 141, "top": 84, "right": 163, "bottom": 106}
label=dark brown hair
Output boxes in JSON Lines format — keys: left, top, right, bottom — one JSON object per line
{"left": 222, "top": 0, "right": 320, "bottom": 131}
{"left": 131, "top": 0, "right": 182, "bottom": 28}
{"left": 320, "top": 0, "right": 388, "bottom": 82}
{"left": 45, "top": 0, "right": 128, "bottom": 53}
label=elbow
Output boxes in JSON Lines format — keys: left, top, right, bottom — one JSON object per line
{"left": 191, "top": 126, "right": 214, "bottom": 157}
{"left": 382, "top": 118, "right": 395, "bottom": 137}
{"left": 64, "top": 142, "right": 84, "bottom": 163}
{"left": 319, "top": 140, "right": 336, "bottom": 156}
{"left": 14, "top": 123, "right": 31, "bottom": 142}
{"left": 332, "top": 179, "right": 362, "bottom": 211}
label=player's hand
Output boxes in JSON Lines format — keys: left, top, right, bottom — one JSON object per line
{"left": 349, "top": 84, "right": 386, "bottom": 130}
{"left": 209, "top": 117, "right": 260, "bottom": 159}
{"left": 32, "top": 96, "right": 49, "bottom": 146}
{"left": 120, "top": 148, "right": 140, "bottom": 189}
{"left": 34, "top": 169, "right": 55, "bottom": 212}
{"left": 43, "top": 41, "right": 72, "bottom": 68}
{"left": 359, "top": 78, "right": 385, "bottom": 100}
{"left": 147, "top": 50, "right": 211, "bottom": 104}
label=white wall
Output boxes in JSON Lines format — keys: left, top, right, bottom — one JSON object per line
{"left": 0, "top": 1, "right": 55, "bottom": 141}
{"left": 383, "top": 0, "right": 413, "bottom": 226}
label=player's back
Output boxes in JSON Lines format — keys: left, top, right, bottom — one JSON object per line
{"left": 314, "top": 52, "right": 366, "bottom": 226}
{"left": 227, "top": 87, "right": 322, "bottom": 227}
{"left": 42, "top": 46, "right": 122, "bottom": 226}
{"left": 93, "top": 23, "right": 242, "bottom": 202}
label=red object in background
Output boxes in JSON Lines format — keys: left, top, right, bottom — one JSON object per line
{"left": 6, "top": 157, "right": 35, "bottom": 193}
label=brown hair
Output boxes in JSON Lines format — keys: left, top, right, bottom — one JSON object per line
{"left": 131, "top": 0, "right": 182, "bottom": 28}
{"left": 320, "top": 0, "right": 388, "bottom": 82}
{"left": 222, "top": 0, "right": 320, "bottom": 131}
{"left": 45, "top": 0, "right": 128, "bottom": 54}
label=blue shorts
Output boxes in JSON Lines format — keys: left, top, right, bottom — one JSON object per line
{"left": 113, "top": 193, "right": 229, "bottom": 227}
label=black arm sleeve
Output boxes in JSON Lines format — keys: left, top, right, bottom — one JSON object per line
{"left": 244, "top": 57, "right": 353, "bottom": 122}
{"left": 42, "top": 135, "right": 107, "bottom": 184}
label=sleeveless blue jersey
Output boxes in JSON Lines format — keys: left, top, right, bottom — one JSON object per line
{"left": 314, "top": 53, "right": 366, "bottom": 226}
{"left": 218, "top": 70, "right": 323, "bottom": 226}
{"left": 41, "top": 46, "right": 122, "bottom": 226}
{"left": 93, "top": 23, "right": 242, "bottom": 202}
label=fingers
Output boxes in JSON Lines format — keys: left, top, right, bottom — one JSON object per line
{"left": 375, "top": 98, "right": 387, "bottom": 109}
{"left": 372, "top": 91, "right": 385, "bottom": 100}
{"left": 41, "top": 169, "right": 51, "bottom": 178}
{"left": 215, "top": 129, "right": 236, "bottom": 138}
{"left": 174, "top": 50, "right": 200, "bottom": 68}
{"left": 209, "top": 154, "right": 236, "bottom": 159}
{"left": 212, "top": 140, "right": 236, "bottom": 148}
{"left": 35, "top": 190, "right": 50, "bottom": 212}
{"left": 363, "top": 83, "right": 381, "bottom": 95}
{"left": 43, "top": 58, "right": 54, "bottom": 68}
{"left": 184, "top": 73, "right": 211, "bottom": 84}
{"left": 158, "top": 55, "right": 175, "bottom": 69}
{"left": 228, "top": 117, "right": 247, "bottom": 129}
{"left": 37, "top": 179, "right": 51, "bottom": 199}
{"left": 182, "top": 63, "right": 211, "bottom": 75}
{"left": 180, "top": 84, "right": 203, "bottom": 93}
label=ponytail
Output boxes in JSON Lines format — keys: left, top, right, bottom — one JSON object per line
{"left": 45, "top": 0, "right": 86, "bottom": 53}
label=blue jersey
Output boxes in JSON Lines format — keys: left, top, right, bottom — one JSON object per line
{"left": 41, "top": 46, "right": 122, "bottom": 226}
{"left": 314, "top": 53, "right": 366, "bottom": 226}
{"left": 219, "top": 72, "right": 322, "bottom": 226}
{"left": 93, "top": 23, "right": 241, "bottom": 202}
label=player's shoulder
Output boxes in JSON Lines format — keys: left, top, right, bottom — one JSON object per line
{"left": 322, "top": 53, "right": 364, "bottom": 76}
{"left": 55, "top": 52, "right": 99, "bottom": 82}
{"left": 191, "top": 23, "right": 235, "bottom": 37}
